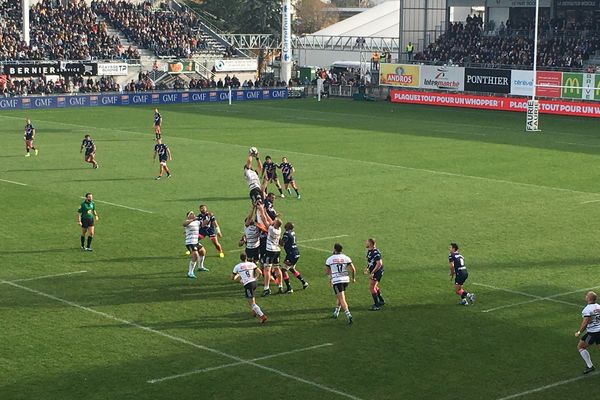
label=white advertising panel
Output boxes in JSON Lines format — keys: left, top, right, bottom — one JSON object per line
{"left": 419, "top": 65, "right": 465, "bottom": 91}
{"left": 510, "top": 69, "right": 534, "bottom": 96}
{"left": 214, "top": 59, "right": 259, "bottom": 72}
{"left": 97, "top": 63, "right": 129, "bottom": 76}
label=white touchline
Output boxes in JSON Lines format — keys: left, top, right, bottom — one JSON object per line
{"left": 3, "top": 280, "right": 363, "bottom": 400}
{"left": 496, "top": 372, "right": 598, "bottom": 400}
{"left": 474, "top": 283, "right": 584, "bottom": 312}
{"left": 297, "top": 234, "right": 349, "bottom": 243}
{"left": 148, "top": 343, "right": 334, "bottom": 384}
{"left": 80, "top": 197, "right": 154, "bottom": 214}
{"left": 297, "top": 244, "right": 332, "bottom": 253}
{"left": 581, "top": 199, "right": 600, "bottom": 204}
{"left": 2, "top": 115, "right": 598, "bottom": 199}
{"left": 2, "top": 270, "right": 88, "bottom": 284}
{"left": 0, "top": 178, "right": 28, "bottom": 186}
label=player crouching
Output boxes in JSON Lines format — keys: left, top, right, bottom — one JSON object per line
{"left": 232, "top": 253, "right": 268, "bottom": 323}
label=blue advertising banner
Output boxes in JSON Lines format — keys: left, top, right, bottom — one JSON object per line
{"left": 0, "top": 89, "right": 289, "bottom": 110}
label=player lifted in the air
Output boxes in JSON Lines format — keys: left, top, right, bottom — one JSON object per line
{"left": 197, "top": 204, "right": 224, "bottom": 258}
{"left": 23, "top": 119, "right": 38, "bottom": 157}
{"left": 153, "top": 108, "right": 162, "bottom": 140}
{"left": 244, "top": 148, "right": 263, "bottom": 204}
{"left": 80, "top": 134, "right": 98, "bottom": 169}
{"left": 153, "top": 138, "right": 172, "bottom": 180}
{"left": 261, "top": 155, "right": 284, "bottom": 198}
{"left": 279, "top": 157, "right": 301, "bottom": 199}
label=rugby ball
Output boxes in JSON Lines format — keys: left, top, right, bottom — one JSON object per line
{"left": 249, "top": 147, "right": 258, "bottom": 156}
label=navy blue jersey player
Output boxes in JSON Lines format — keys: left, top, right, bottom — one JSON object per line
{"left": 153, "top": 138, "right": 171, "bottom": 179}
{"left": 80, "top": 134, "right": 98, "bottom": 169}
{"left": 448, "top": 243, "right": 475, "bottom": 305}
{"left": 280, "top": 222, "right": 309, "bottom": 293}
{"left": 364, "top": 238, "right": 385, "bottom": 310}
{"left": 261, "top": 156, "right": 284, "bottom": 197}
{"left": 154, "top": 108, "right": 162, "bottom": 139}
{"left": 280, "top": 157, "right": 300, "bottom": 199}
{"left": 24, "top": 119, "right": 38, "bottom": 157}
{"left": 197, "top": 204, "right": 224, "bottom": 258}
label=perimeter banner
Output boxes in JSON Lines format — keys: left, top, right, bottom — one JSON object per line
{"left": 379, "top": 64, "right": 420, "bottom": 87}
{"left": 0, "top": 89, "right": 289, "bottom": 110}
{"left": 390, "top": 90, "right": 600, "bottom": 118}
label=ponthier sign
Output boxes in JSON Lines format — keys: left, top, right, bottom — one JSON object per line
{"left": 390, "top": 89, "right": 600, "bottom": 118}
{"left": 464, "top": 68, "right": 511, "bottom": 93}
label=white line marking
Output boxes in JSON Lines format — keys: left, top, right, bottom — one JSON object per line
{"left": 3, "top": 270, "right": 88, "bottom": 283}
{"left": 3, "top": 280, "right": 362, "bottom": 400}
{"left": 474, "top": 283, "right": 582, "bottom": 312}
{"left": 81, "top": 197, "right": 153, "bottom": 214}
{"left": 148, "top": 343, "right": 334, "bottom": 384}
{"left": 496, "top": 372, "right": 598, "bottom": 400}
{"left": 0, "top": 178, "right": 28, "bottom": 186}
{"left": 297, "top": 244, "right": 332, "bottom": 253}
{"left": 581, "top": 199, "right": 600, "bottom": 204}
{"left": 2, "top": 115, "right": 598, "bottom": 199}
{"left": 298, "top": 235, "right": 349, "bottom": 244}
{"left": 482, "top": 284, "right": 600, "bottom": 313}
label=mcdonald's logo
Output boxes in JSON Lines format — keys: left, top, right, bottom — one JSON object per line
{"left": 563, "top": 77, "right": 580, "bottom": 95}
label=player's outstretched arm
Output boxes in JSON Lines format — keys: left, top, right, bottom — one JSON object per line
{"left": 245, "top": 154, "right": 253, "bottom": 169}
{"left": 255, "top": 155, "right": 263, "bottom": 174}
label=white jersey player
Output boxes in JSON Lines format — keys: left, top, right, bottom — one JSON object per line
{"left": 576, "top": 291, "right": 600, "bottom": 374}
{"left": 256, "top": 202, "right": 283, "bottom": 296}
{"left": 325, "top": 243, "right": 356, "bottom": 324}
{"left": 239, "top": 205, "right": 261, "bottom": 262}
{"left": 231, "top": 253, "right": 267, "bottom": 323}
{"left": 183, "top": 212, "right": 208, "bottom": 279}
{"left": 244, "top": 150, "right": 263, "bottom": 204}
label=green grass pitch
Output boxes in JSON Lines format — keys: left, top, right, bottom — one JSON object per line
{"left": 2, "top": 98, "right": 600, "bottom": 400}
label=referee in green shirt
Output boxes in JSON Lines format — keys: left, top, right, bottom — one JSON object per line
{"left": 78, "top": 193, "right": 98, "bottom": 251}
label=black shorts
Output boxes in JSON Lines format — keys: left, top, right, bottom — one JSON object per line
{"left": 186, "top": 243, "right": 202, "bottom": 252}
{"left": 284, "top": 254, "right": 300, "bottom": 267}
{"left": 333, "top": 282, "right": 348, "bottom": 294}
{"left": 259, "top": 236, "right": 267, "bottom": 264}
{"left": 245, "top": 246, "right": 260, "bottom": 261}
{"left": 370, "top": 269, "right": 384, "bottom": 282}
{"left": 85, "top": 151, "right": 94, "bottom": 158}
{"left": 244, "top": 281, "right": 257, "bottom": 299}
{"left": 264, "top": 250, "right": 280, "bottom": 265}
{"left": 249, "top": 188, "right": 263, "bottom": 204}
{"left": 81, "top": 218, "right": 94, "bottom": 228}
{"left": 582, "top": 331, "right": 600, "bottom": 345}
{"left": 455, "top": 270, "right": 468, "bottom": 285}
{"left": 283, "top": 176, "right": 294, "bottom": 184}
{"left": 266, "top": 173, "right": 278, "bottom": 182}
{"left": 199, "top": 227, "right": 216, "bottom": 238}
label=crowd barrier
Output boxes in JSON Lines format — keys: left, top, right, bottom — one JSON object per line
{"left": 0, "top": 88, "right": 289, "bottom": 111}
{"left": 380, "top": 63, "right": 600, "bottom": 101}
{"left": 390, "top": 90, "right": 600, "bottom": 118}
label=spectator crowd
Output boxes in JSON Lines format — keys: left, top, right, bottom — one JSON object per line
{"left": 92, "top": 0, "right": 208, "bottom": 58}
{"left": 415, "top": 15, "right": 600, "bottom": 69}
{"left": 0, "top": 0, "right": 139, "bottom": 61}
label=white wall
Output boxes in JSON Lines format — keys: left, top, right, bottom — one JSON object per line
{"left": 488, "top": 7, "right": 509, "bottom": 27}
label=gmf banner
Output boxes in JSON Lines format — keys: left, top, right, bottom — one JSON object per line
{"left": 378, "top": 64, "right": 420, "bottom": 87}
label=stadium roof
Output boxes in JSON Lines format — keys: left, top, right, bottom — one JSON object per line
{"left": 311, "top": 0, "right": 400, "bottom": 38}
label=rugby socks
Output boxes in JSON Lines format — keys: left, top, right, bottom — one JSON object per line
{"left": 287, "top": 188, "right": 292, "bottom": 195}
{"left": 344, "top": 309, "right": 352, "bottom": 320}
{"left": 333, "top": 306, "right": 341, "bottom": 317}
{"left": 86, "top": 236, "right": 93, "bottom": 249}
{"left": 294, "top": 189, "right": 300, "bottom": 196}
{"left": 371, "top": 292, "right": 379, "bottom": 306}
{"left": 292, "top": 270, "right": 306, "bottom": 284}
{"left": 210, "top": 237, "right": 223, "bottom": 253}
{"left": 251, "top": 304, "right": 264, "bottom": 317}
{"left": 188, "top": 261, "right": 196, "bottom": 275}
{"left": 277, "top": 188, "right": 283, "bottom": 195}
{"left": 198, "top": 256, "right": 205, "bottom": 269}
{"left": 580, "top": 349, "right": 594, "bottom": 368}
{"left": 377, "top": 289, "right": 385, "bottom": 304}
{"left": 282, "top": 272, "right": 291, "bottom": 291}
{"left": 457, "top": 289, "right": 468, "bottom": 299}
{"left": 80, "top": 236, "right": 85, "bottom": 247}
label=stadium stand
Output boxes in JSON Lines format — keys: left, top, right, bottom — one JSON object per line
{"left": 415, "top": 16, "right": 600, "bottom": 69}
{"left": 91, "top": 0, "right": 228, "bottom": 58}
{"left": 0, "top": 0, "right": 139, "bottom": 61}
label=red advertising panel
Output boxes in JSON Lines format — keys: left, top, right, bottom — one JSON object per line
{"left": 536, "top": 71, "right": 562, "bottom": 98}
{"left": 390, "top": 90, "right": 600, "bottom": 118}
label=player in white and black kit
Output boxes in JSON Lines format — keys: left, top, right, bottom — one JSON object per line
{"left": 576, "top": 291, "right": 600, "bottom": 374}
{"left": 325, "top": 243, "right": 356, "bottom": 324}
{"left": 231, "top": 253, "right": 267, "bottom": 324}
{"left": 239, "top": 205, "right": 261, "bottom": 263}
{"left": 257, "top": 203, "right": 282, "bottom": 296}
{"left": 183, "top": 211, "right": 207, "bottom": 279}
{"left": 244, "top": 150, "right": 263, "bottom": 204}
{"left": 280, "top": 222, "right": 309, "bottom": 293}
